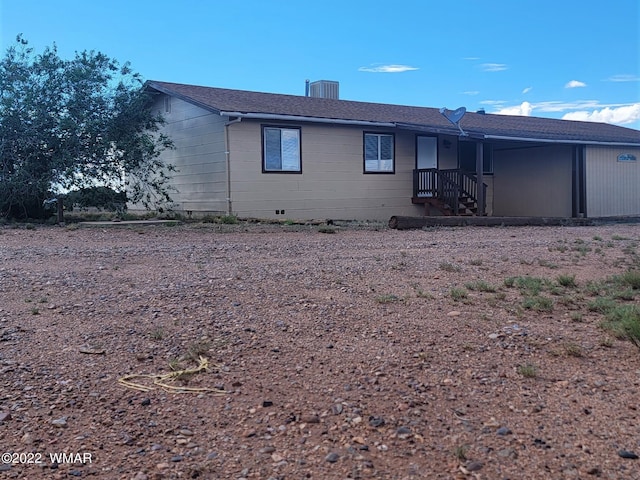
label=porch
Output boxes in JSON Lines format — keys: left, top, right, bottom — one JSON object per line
{"left": 412, "top": 168, "right": 487, "bottom": 216}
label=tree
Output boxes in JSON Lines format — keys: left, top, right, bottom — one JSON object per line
{"left": 0, "top": 35, "right": 174, "bottom": 219}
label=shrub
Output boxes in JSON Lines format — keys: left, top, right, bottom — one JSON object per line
{"left": 522, "top": 295, "right": 553, "bottom": 312}
{"left": 556, "top": 274, "right": 577, "bottom": 288}
{"left": 614, "top": 288, "right": 635, "bottom": 301}
{"left": 219, "top": 214, "right": 238, "bottom": 224}
{"left": 601, "top": 304, "right": 640, "bottom": 349}
{"left": 588, "top": 297, "right": 616, "bottom": 314}
{"left": 64, "top": 187, "right": 127, "bottom": 213}
{"left": 453, "top": 445, "right": 468, "bottom": 461}
{"left": 439, "top": 262, "right": 461, "bottom": 273}
{"left": 564, "top": 342, "right": 583, "bottom": 357}
{"left": 450, "top": 287, "right": 468, "bottom": 301}
{"left": 517, "top": 364, "right": 537, "bottom": 378}
{"left": 465, "top": 280, "right": 496, "bottom": 292}
{"left": 186, "top": 340, "right": 211, "bottom": 362}
{"left": 504, "top": 276, "right": 549, "bottom": 296}
{"left": 200, "top": 215, "right": 217, "bottom": 223}
{"left": 149, "top": 327, "right": 164, "bottom": 340}
{"left": 620, "top": 270, "right": 640, "bottom": 290}
{"left": 376, "top": 294, "right": 401, "bottom": 304}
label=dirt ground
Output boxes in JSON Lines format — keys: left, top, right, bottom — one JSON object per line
{"left": 1, "top": 221, "right": 639, "bottom": 480}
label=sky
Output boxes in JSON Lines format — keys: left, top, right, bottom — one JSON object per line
{"left": 1, "top": 0, "right": 639, "bottom": 130}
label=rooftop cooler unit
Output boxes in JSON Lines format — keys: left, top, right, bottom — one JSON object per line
{"left": 308, "top": 80, "right": 339, "bottom": 99}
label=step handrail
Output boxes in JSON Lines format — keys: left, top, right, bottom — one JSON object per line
{"left": 413, "top": 168, "right": 486, "bottom": 215}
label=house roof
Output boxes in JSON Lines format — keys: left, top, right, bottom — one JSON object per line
{"left": 145, "top": 81, "right": 640, "bottom": 146}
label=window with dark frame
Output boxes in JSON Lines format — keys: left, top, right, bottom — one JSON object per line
{"left": 364, "top": 133, "right": 394, "bottom": 173}
{"left": 262, "top": 126, "right": 301, "bottom": 172}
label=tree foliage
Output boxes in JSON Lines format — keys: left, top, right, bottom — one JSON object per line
{"left": 0, "top": 35, "right": 174, "bottom": 218}
{"left": 64, "top": 186, "right": 127, "bottom": 213}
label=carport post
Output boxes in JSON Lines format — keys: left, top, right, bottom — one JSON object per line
{"left": 475, "top": 141, "right": 485, "bottom": 215}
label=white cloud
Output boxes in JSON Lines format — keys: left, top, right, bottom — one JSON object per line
{"left": 535, "top": 100, "right": 600, "bottom": 112}
{"left": 481, "top": 63, "right": 507, "bottom": 72}
{"left": 462, "top": 90, "right": 480, "bottom": 95}
{"left": 522, "top": 87, "right": 532, "bottom": 94}
{"left": 358, "top": 64, "right": 419, "bottom": 73}
{"left": 562, "top": 103, "right": 640, "bottom": 125}
{"left": 565, "top": 80, "right": 586, "bottom": 88}
{"left": 607, "top": 74, "right": 640, "bottom": 82}
{"left": 495, "top": 101, "right": 533, "bottom": 116}
{"left": 488, "top": 99, "right": 640, "bottom": 126}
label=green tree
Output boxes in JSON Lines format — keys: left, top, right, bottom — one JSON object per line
{"left": 0, "top": 35, "right": 174, "bottom": 219}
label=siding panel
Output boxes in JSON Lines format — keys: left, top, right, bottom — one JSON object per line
{"left": 492, "top": 145, "right": 572, "bottom": 217}
{"left": 226, "top": 121, "right": 421, "bottom": 220}
{"left": 131, "top": 95, "right": 229, "bottom": 213}
{"left": 586, "top": 146, "right": 640, "bottom": 217}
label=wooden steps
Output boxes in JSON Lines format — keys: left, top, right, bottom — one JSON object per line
{"left": 412, "top": 196, "right": 480, "bottom": 216}
{"left": 413, "top": 168, "right": 487, "bottom": 217}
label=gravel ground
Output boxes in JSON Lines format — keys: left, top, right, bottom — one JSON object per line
{"left": 0, "top": 221, "right": 639, "bottom": 480}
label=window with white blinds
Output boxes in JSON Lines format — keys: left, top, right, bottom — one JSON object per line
{"left": 263, "top": 126, "right": 301, "bottom": 172}
{"left": 364, "top": 133, "right": 394, "bottom": 173}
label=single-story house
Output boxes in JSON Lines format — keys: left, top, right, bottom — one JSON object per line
{"left": 136, "top": 80, "right": 640, "bottom": 221}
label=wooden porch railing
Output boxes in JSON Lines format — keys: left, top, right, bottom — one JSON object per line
{"left": 413, "top": 168, "right": 487, "bottom": 215}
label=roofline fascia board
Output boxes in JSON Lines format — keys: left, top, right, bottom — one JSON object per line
{"left": 219, "top": 111, "right": 396, "bottom": 127}
{"left": 484, "top": 134, "right": 640, "bottom": 147}
{"left": 395, "top": 123, "right": 485, "bottom": 139}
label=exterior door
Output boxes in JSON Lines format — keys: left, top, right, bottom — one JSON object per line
{"left": 416, "top": 136, "right": 438, "bottom": 196}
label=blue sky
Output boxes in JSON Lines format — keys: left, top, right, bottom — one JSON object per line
{"left": 2, "top": 0, "right": 639, "bottom": 130}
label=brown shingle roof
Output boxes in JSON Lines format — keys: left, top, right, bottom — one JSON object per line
{"left": 146, "top": 81, "right": 640, "bottom": 145}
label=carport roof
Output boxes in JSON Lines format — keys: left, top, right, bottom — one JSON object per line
{"left": 145, "top": 81, "right": 640, "bottom": 146}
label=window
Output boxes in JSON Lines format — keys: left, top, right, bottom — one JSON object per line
{"left": 364, "top": 133, "right": 394, "bottom": 173}
{"left": 263, "top": 126, "right": 301, "bottom": 172}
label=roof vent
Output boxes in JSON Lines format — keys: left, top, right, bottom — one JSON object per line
{"left": 476, "top": 108, "right": 486, "bottom": 115}
{"left": 309, "top": 80, "right": 339, "bottom": 99}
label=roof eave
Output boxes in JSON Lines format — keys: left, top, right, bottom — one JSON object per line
{"left": 144, "top": 81, "right": 223, "bottom": 115}
{"left": 484, "top": 134, "right": 640, "bottom": 147}
{"left": 395, "top": 122, "right": 485, "bottom": 139}
{"left": 219, "top": 111, "right": 396, "bottom": 128}
{"left": 145, "top": 81, "right": 640, "bottom": 145}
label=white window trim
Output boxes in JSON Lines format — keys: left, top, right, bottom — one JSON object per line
{"left": 364, "top": 133, "right": 395, "bottom": 173}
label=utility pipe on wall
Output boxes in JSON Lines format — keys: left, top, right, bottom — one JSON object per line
{"left": 223, "top": 116, "right": 242, "bottom": 215}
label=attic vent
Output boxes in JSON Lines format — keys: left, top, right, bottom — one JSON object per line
{"left": 309, "top": 80, "right": 339, "bottom": 99}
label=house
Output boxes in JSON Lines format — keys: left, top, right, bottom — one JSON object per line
{"left": 137, "top": 80, "right": 640, "bottom": 221}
